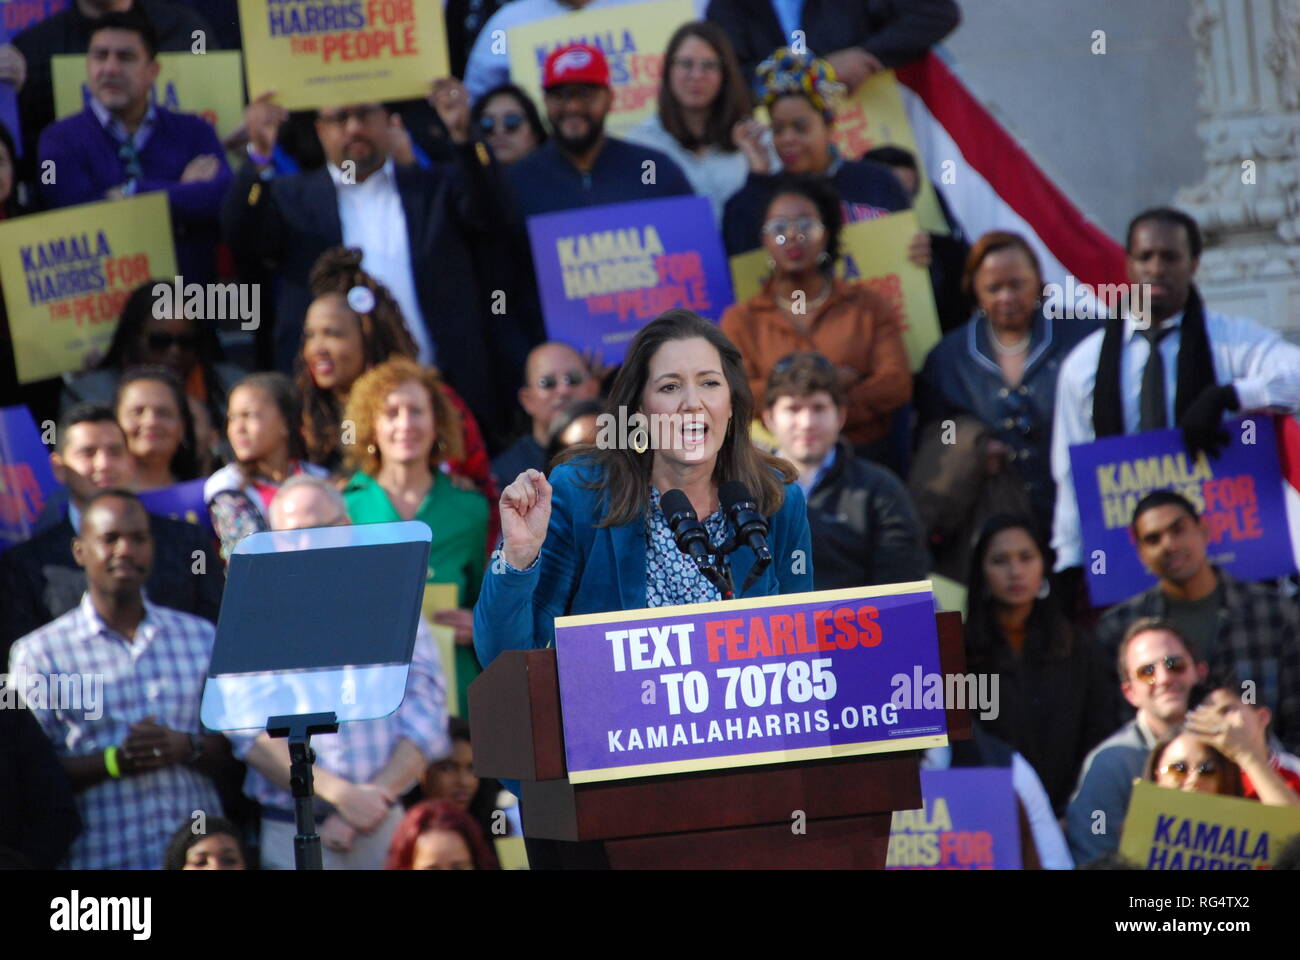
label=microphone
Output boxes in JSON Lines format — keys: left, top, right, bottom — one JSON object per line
{"left": 661, "top": 489, "right": 732, "bottom": 598}
{"left": 720, "top": 481, "right": 772, "bottom": 595}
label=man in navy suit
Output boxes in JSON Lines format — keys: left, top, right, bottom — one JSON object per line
{"left": 0, "top": 403, "right": 222, "bottom": 664}
{"left": 220, "top": 85, "right": 510, "bottom": 437}
{"left": 37, "top": 10, "right": 231, "bottom": 284}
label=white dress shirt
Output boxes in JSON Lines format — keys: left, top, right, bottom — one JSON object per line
{"left": 1050, "top": 308, "right": 1300, "bottom": 569}
{"left": 327, "top": 158, "right": 435, "bottom": 365}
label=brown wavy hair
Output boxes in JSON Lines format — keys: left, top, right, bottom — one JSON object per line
{"left": 297, "top": 247, "right": 417, "bottom": 468}
{"left": 343, "top": 357, "right": 463, "bottom": 476}
{"left": 658, "top": 21, "right": 751, "bottom": 152}
{"left": 559, "top": 309, "right": 794, "bottom": 526}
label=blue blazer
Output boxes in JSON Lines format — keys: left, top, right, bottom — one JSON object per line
{"left": 473, "top": 459, "right": 815, "bottom": 668}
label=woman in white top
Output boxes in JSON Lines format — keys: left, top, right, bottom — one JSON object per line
{"left": 624, "top": 21, "right": 765, "bottom": 225}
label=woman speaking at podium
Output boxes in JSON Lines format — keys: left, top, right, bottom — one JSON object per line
{"left": 473, "top": 309, "right": 814, "bottom": 668}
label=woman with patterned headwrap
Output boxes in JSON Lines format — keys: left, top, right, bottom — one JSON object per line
{"left": 722, "top": 47, "right": 928, "bottom": 267}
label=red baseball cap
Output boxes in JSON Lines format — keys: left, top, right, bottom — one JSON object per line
{"left": 542, "top": 43, "right": 611, "bottom": 90}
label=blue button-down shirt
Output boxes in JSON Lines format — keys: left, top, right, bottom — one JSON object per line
{"left": 8, "top": 594, "right": 222, "bottom": 869}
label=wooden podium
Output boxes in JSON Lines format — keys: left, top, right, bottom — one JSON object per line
{"left": 470, "top": 610, "right": 970, "bottom": 869}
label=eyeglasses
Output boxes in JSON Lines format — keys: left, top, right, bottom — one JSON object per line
{"left": 479, "top": 113, "right": 526, "bottom": 134}
{"left": 1133, "top": 655, "right": 1189, "bottom": 684}
{"left": 536, "top": 371, "right": 587, "bottom": 391}
{"left": 672, "top": 57, "right": 722, "bottom": 75}
{"left": 1158, "top": 759, "right": 1219, "bottom": 782}
{"left": 318, "top": 105, "right": 383, "bottom": 127}
{"left": 147, "top": 332, "right": 200, "bottom": 351}
{"left": 762, "top": 217, "right": 824, "bottom": 245}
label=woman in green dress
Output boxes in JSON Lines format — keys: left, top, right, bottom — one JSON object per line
{"left": 343, "top": 357, "right": 490, "bottom": 716}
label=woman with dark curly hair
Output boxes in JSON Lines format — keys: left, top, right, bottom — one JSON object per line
{"left": 343, "top": 357, "right": 490, "bottom": 714}
{"left": 296, "top": 248, "right": 499, "bottom": 537}
{"left": 114, "top": 365, "right": 200, "bottom": 489}
{"left": 385, "top": 799, "right": 497, "bottom": 870}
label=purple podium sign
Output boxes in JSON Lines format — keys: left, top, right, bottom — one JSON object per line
{"left": 1070, "top": 416, "right": 1294, "bottom": 607}
{"left": 525, "top": 195, "right": 734, "bottom": 365}
{"left": 554, "top": 583, "right": 947, "bottom": 784}
{"left": 886, "top": 768, "right": 1021, "bottom": 870}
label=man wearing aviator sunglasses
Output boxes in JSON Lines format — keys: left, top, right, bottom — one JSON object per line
{"left": 491, "top": 342, "right": 599, "bottom": 486}
{"left": 1065, "top": 617, "right": 1206, "bottom": 865}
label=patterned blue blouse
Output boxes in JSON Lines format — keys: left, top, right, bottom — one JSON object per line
{"left": 644, "top": 487, "right": 729, "bottom": 607}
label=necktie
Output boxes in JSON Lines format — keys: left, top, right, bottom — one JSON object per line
{"left": 1138, "top": 324, "right": 1174, "bottom": 431}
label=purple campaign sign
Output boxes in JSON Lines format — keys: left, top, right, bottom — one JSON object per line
{"left": 887, "top": 768, "right": 1021, "bottom": 870}
{"left": 1070, "top": 416, "right": 1294, "bottom": 606}
{"left": 0, "top": 404, "right": 58, "bottom": 552}
{"left": 137, "top": 478, "right": 213, "bottom": 536}
{"left": 525, "top": 195, "right": 734, "bottom": 365}
{"left": 0, "top": 17, "right": 22, "bottom": 157}
{"left": 554, "top": 585, "right": 947, "bottom": 783}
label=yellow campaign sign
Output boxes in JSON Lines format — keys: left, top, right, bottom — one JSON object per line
{"left": 507, "top": 0, "right": 692, "bottom": 133}
{"left": 830, "top": 70, "right": 947, "bottom": 236}
{"left": 729, "top": 209, "right": 941, "bottom": 372}
{"left": 237, "top": 0, "right": 449, "bottom": 110}
{"left": 1119, "top": 779, "right": 1300, "bottom": 870}
{"left": 51, "top": 51, "right": 246, "bottom": 144}
{"left": 421, "top": 582, "right": 459, "bottom": 717}
{"left": 0, "top": 193, "right": 177, "bottom": 383}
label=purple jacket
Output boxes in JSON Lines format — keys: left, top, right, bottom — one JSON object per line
{"left": 38, "top": 104, "right": 232, "bottom": 283}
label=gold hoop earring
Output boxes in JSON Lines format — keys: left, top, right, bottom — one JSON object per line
{"left": 630, "top": 434, "right": 648, "bottom": 454}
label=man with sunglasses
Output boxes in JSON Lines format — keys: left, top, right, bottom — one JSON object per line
{"left": 1095, "top": 490, "right": 1300, "bottom": 752}
{"left": 1065, "top": 617, "right": 1207, "bottom": 865}
{"left": 507, "top": 43, "right": 693, "bottom": 219}
{"left": 491, "top": 342, "right": 600, "bottom": 487}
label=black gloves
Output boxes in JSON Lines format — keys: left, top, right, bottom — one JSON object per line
{"left": 1180, "top": 384, "right": 1239, "bottom": 459}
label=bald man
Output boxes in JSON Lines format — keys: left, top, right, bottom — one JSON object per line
{"left": 492, "top": 342, "right": 600, "bottom": 486}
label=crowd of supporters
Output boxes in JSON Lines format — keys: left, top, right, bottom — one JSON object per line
{"left": 2, "top": 0, "right": 1299, "bottom": 871}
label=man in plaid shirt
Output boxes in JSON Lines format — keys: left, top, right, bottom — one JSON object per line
{"left": 8, "top": 490, "right": 225, "bottom": 870}
{"left": 1096, "top": 490, "right": 1300, "bottom": 751}
{"left": 230, "top": 475, "right": 450, "bottom": 870}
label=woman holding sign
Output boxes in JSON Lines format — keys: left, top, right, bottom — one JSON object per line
{"left": 474, "top": 309, "right": 814, "bottom": 667}
{"left": 721, "top": 46, "right": 929, "bottom": 268}
{"left": 624, "top": 22, "right": 756, "bottom": 225}
{"left": 721, "top": 176, "right": 911, "bottom": 454}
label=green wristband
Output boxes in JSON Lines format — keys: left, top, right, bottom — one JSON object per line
{"left": 104, "top": 745, "right": 122, "bottom": 779}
